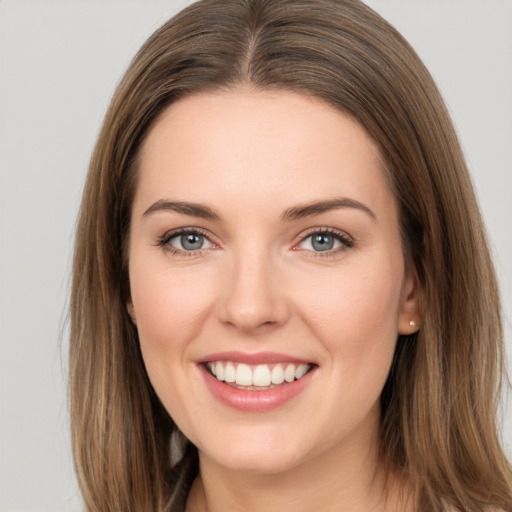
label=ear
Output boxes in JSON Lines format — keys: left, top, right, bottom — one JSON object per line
{"left": 397, "top": 266, "right": 421, "bottom": 334}
{"left": 126, "top": 300, "right": 137, "bottom": 325}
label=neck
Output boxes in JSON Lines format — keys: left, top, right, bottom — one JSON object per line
{"left": 185, "top": 420, "right": 414, "bottom": 512}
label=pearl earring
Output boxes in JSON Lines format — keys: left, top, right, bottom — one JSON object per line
{"left": 409, "top": 320, "right": 417, "bottom": 327}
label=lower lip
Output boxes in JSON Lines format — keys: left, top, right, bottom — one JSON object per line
{"left": 199, "top": 365, "right": 315, "bottom": 412}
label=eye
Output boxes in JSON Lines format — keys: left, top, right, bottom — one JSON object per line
{"left": 158, "top": 228, "right": 214, "bottom": 254}
{"left": 171, "top": 232, "right": 211, "bottom": 251}
{"left": 297, "top": 229, "right": 354, "bottom": 254}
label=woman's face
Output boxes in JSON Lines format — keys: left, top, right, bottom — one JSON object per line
{"left": 127, "top": 90, "right": 419, "bottom": 474}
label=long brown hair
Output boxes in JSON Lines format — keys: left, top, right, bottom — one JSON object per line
{"left": 70, "top": 1, "right": 512, "bottom": 510}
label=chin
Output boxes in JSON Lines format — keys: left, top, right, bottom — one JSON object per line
{"left": 208, "top": 448, "right": 304, "bottom": 475}
{"left": 196, "top": 425, "right": 309, "bottom": 475}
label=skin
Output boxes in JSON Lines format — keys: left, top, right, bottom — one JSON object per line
{"left": 127, "top": 89, "right": 420, "bottom": 512}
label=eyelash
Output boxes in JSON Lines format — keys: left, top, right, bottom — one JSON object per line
{"left": 296, "top": 227, "right": 355, "bottom": 257}
{"left": 156, "top": 227, "right": 214, "bottom": 257}
{"left": 156, "top": 227, "right": 355, "bottom": 257}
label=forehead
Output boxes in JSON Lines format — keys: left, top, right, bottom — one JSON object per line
{"left": 134, "top": 89, "right": 393, "bottom": 219}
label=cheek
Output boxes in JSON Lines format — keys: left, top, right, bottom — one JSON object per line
{"left": 128, "top": 261, "right": 220, "bottom": 410}
{"left": 290, "top": 258, "right": 404, "bottom": 441}
{"left": 131, "top": 263, "right": 213, "bottom": 349}
{"left": 128, "top": 261, "right": 220, "bottom": 420}
{"left": 295, "top": 256, "right": 403, "bottom": 374}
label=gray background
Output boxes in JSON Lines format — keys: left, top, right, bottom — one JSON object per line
{"left": 1, "top": 1, "right": 511, "bottom": 511}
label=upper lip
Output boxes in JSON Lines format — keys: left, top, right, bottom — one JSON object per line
{"left": 196, "top": 351, "right": 313, "bottom": 365}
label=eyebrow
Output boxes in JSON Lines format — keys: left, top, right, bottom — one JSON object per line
{"left": 143, "top": 200, "right": 221, "bottom": 220}
{"left": 281, "top": 198, "right": 376, "bottom": 222}
{"left": 142, "top": 197, "right": 376, "bottom": 222}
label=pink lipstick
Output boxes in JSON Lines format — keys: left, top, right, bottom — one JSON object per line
{"left": 197, "top": 351, "right": 316, "bottom": 412}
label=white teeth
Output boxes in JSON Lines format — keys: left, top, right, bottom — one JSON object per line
{"left": 235, "top": 364, "right": 253, "bottom": 386}
{"left": 208, "top": 361, "right": 311, "bottom": 386}
{"left": 215, "top": 361, "right": 224, "bottom": 381}
{"left": 252, "top": 364, "right": 271, "bottom": 387}
{"left": 271, "top": 364, "right": 285, "bottom": 385}
{"left": 224, "top": 362, "right": 236, "bottom": 383}
{"left": 284, "top": 364, "right": 296, "bottom": 383}
{"left": 295, "top": 363, "right": 308, "bottom": 379}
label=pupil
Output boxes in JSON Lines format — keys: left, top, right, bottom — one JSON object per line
{"left": 312, "top": 234, "right": 334, "bottom": 251}
{"left": 181, "top": 233, "right": 203, "bottom": 250}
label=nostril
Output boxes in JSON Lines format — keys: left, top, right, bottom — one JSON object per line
{"left": 217, "top": 294, "right": 291, "bottom": 332}
{"left": 219, "top": 307, "right": 283, "bottom": 332}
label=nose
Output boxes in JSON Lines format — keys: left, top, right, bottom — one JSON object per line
{"left": 216, "top": 247, "right": 290, "bottom": 333}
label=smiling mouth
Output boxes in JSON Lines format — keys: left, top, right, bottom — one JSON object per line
{"left": 205, "top": 361, "right": 313, "bottom": 390}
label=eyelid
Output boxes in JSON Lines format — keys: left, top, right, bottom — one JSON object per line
{"left": 294, "top": 227, "right": 355, "bottom": 254}
{"left": 155, "top": 226, "right": 354, "bottom": 257}
{"left": 157, "top": 226, "right": 218, "bottom": 256}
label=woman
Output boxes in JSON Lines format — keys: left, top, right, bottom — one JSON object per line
{"left": 70, "top": 0, "right": 512, "bottom": 510}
